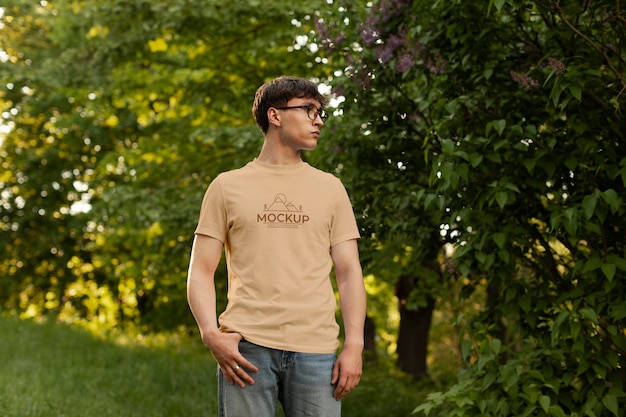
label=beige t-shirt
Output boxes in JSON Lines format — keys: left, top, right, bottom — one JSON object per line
{"left": 194, "top": 159, "right": 360, "bottom": 353}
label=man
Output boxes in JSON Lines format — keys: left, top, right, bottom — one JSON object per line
{"left": 187, "top": 75, "right": 366, "bottom": 417}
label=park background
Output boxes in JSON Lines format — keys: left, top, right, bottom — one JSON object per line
{"left": 1, "top": 0, "right": 624, "bottom": 416}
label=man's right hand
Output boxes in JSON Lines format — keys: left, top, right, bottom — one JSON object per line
{"left": 203, "top": 331, "right": 258, "bottom": 388}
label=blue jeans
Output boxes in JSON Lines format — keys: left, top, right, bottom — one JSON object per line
{"left": 218, "top": 339, "right": 341, "bottom": 417}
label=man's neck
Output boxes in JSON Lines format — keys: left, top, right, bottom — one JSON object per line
{"left": 257, "top": 140, "right": 302, "bottom": 166}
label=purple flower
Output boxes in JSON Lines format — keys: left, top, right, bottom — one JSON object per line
{"left": 365, "top": 12, "right": 381, "bottom": 29}
{"left": 510, "top": 71, "right": 540, "bottom": 90}
{"left": 388, "top": 31, "right": 406, "bottom": 51}
{"left": 395, "top": 53, "right": 415, "bottom": 73}
{"left": 314, "top": 17, "right": 329, "bottom": 41}
{"left": 548, "top": 57, "right": 565, "bottom": 76}
{"left": 331, "top": 85, "right": 345, "bottom": 97}
{"left": 379, "top": 0, "right": 413, "bottom": 22}
{"left": 426, "top": 52, "right": 447, "bottom": 74}
{"left": 376, "top": 44, "right": 394, "bottom": 64}
{"left": 360, "top": 13, "right": 381, "bottom": 46}
{"left": 352, "top": 70, "right": 372, "bottom": 90}
{"left": 333, "top": 33, "right": 346, "bottom": 45}
{"left": 314, "top": 17, "right": 336, "bottom": 52}
{"left": 360, "top": 27, "right": 379, "bottom": 46}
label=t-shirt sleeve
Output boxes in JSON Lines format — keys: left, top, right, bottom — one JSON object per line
{"left": 194, "top": 176, "right": 228, "bottom": 242}
{"left": 330, "top": 179, "right": 361, "bottom": 246}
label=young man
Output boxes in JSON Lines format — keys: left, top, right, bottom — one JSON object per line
{"left": 187, "top": 75, "right": 366, "bottom": 417}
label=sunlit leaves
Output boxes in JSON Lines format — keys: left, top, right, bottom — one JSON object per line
{"left": 1, "top": 0, "right": 327, "bottom": 331}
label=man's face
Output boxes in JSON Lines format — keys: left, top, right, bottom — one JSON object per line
{"left": 274, "top": 98, "right": 325, "bottom": 151}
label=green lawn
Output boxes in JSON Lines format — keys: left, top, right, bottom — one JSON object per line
{"left": 0, "top": 315, "right": 215, "bottom": 417}
{"left": 0, "top": 315, "right": 427, "bottom": 417}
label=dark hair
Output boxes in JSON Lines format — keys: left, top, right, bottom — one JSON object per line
{"left": 252, "top": 76, "right": 328, "bottom": 134}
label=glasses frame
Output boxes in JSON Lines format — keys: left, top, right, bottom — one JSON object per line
{"left": 275, "top": 105, "right": 328, "bottom": 122}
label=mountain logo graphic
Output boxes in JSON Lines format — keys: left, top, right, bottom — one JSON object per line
{"left": 257, "top": 194, "right": 310, "bottom": 228}
{"left": 265, "top": 194, "right": 301, "bottom": 212}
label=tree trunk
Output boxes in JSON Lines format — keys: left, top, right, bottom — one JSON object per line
{"left": 395, "top": 273, "right": 436, "bottom": 380}
{"left": 486, "top": 281, "right": 509, "bottom": 361}
{"left": 363, "top": 314, "right": 378, "bottom": 364}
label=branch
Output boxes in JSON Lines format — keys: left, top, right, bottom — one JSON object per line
{"left": 550, "top": 1, "right": 626, "bottom": 91}
{"left": 616, "top": 0, "right": 626, "bottom": 26}
{"left": 392, "top": 82, "right": 431, "bottom": 131}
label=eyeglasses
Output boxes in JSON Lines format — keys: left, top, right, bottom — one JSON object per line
{"left": 275, "top": 105, "right": 328, "bottom": 122}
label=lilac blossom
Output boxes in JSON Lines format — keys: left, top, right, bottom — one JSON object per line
{"left": 353, "top": 71, "right": 372, "bottom": 90}
{"left": 344, "top": 56, "right": 371, "bottom": 90}
{"left": 314, "top": 16, "right": 341, "bottom": 52}
{"left": 360, "top": 26, "right": 379, "bottom": 46}
{"left": 426, "top": 52, "right": 447, "bottom": 74}
{"left": 365, "top": 11, "right": 381, "bottom": 29}
{"left": 379, "top": 0, "right": 413, "bottom": 22}
{"left": 331, "top": 85, "right": 345, "bottom": 98}
{"left": 387, "top": 31, "right": 407, "bottom": 51}
{"left": 395, "top": 53, "right": 415, "bottom": 73}
{"left": 314, "top": 16, "right": 329, "bottom": 42}
{"left": 510, "top": 71, "right": 540, "bottom": 90}
{"left": 360, "top": 13, "right": 381, "bottom": 46}
{"left": 332, "top": 32, "right": 346, "bottom": 46}
{"left": 548, "top": 57, "right": 565, "bottom": 76}
{"left": 376, "top": 44, "right": 395, "bottom": 64}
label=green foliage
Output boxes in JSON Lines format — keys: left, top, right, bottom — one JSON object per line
{"left": 0, "top": 0, "right": 325, "bottom": 331}
{"left": 416, "top": 337, "right": 625, "bottom": 417}
{"left": 3, "top": 1, "right": 625, "bottom": 414}
{"left": 345, "top": 363, "right": 429, "bottom": 417}
{"left": 314, "top": 0, "right": 625, "bottom": 415}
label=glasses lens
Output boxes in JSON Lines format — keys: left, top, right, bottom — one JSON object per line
{"left": 307, "top": 106, "right": 328, "bottom": 122}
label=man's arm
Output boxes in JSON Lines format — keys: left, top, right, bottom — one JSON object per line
{"left": 330, "top": 238, "right": 366, "bottom": 401}
{"left": 187, "top": 234, "right": 258, "bottom": 387}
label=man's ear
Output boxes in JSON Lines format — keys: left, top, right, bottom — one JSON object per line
{"left": 267, "top": 107, "right": 281, "bottom": 127}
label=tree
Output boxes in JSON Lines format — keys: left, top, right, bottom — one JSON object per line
{"left": 314, "top": 0, "right": 625, "bottom": 414}
{"left": 0, "top": 0, "right": 327, "bottom": 332}
{"left": 311, "top": 0, "right": 453, "bottom": 380}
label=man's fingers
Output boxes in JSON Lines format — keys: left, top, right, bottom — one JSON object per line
{"left": 239, "top": 357, "right": 259, "bottom": 374}
{"left": 331, "top": 361, "right": 340, "bottom": 385}
{"left": 226, "top": 361, "right": 257, "bottom": 387}
{"left": 333, "top": 372, "right": 361, "bottom": 400}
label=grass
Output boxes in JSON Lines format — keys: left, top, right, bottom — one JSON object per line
{"left": 0, "top": 315, "right": 215, "bottom": 417}
{"left": 0, "top": 315, "right": 429, "bottom": 417}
